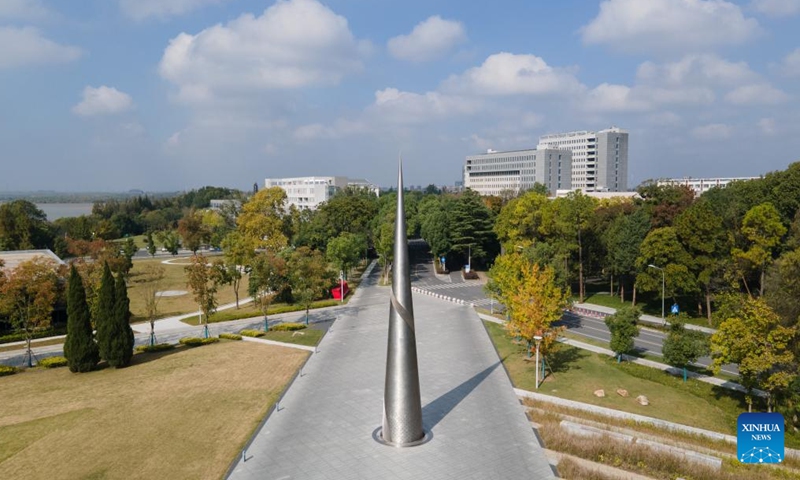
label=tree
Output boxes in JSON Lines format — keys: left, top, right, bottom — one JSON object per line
{"left": 145, "top": 231, "right": 157, "bottom": 257}
{"left": 248, "top": 251, "right": 287, "bottom": 331}
{"left": 418, "top": 195, "right": 453, "bottom": 259}
{"left": 635, "top": 227, "right": 697, "bottom": 302}
{"left": 95, "top": 263, "right": 116, "bottom": 362}
{"left": 326, "top": 232, "right": 364, "bottom": 279}
{"left": 0, "top": 200, "right": 53, "bottom": 250}
{"left": 602, "top": 209, "right": 650, "bottom": 303}
{"left": 662, "top": 319, "right": 710, "bottom": 382}
{"left": 711, "top": 298, "right": 797, "bottom": 412}
{"left": 733, "top": 203, "right": 787, "bottom": 296}
{"left": 237, "top": 187, "right": 288, "bottom": 251}
{"left": 494, "top": 191, "right": 549, "bottom": 251}
{"left": 450, "top": 189, "right": 497, "bottom": 267}
{"left": 185, "top": 254, "right": 222, "bottom": 338}
{"left": 486, "top": 252, "right": 528, "bottom": 316}
{"left": 64, "top": 266, "right": 100, "bottom": 372}
{"left": 765, "top": 248, "right": 800, "bottom": 327}
{"left": 104, "top": 273, "right": 134, "bottom": 367}
{"left": 177, "top": 210, "right": 209, "bottom": 254}
{"left": 605, "top": 306, "right": 640, "bottom": 362}
{"left": 156, "top": 230, "right": 180, "bottom": 255}
{"left": 220, "top": 231, "right": 250, "bottom": 309}
{"left": 376, "top": 220, "right": 394, "bottom": 283}
{"left": 552, "top": 192, "right": 597, "bottom": 302}
{"left": 138, "top": 264, "right": 165, "bottom": 346}
{"left": 506, "top": 261, "right": 569, "bottom": 358}
{"left": 288, "top": 247, "right": 331, "bottom": 325}
{"left": 0, "top": 257, "right": 59, "bottom": 367}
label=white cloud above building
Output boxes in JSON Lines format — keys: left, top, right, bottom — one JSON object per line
{"left": 387, "top": 16, "right": 466, "bottom": 63}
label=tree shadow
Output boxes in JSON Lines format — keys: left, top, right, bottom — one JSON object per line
{"left": 710, "top": 384, "right": 750, "bottom": 409}
{"left": 127, "top": 346, "right": 186, "bottom": 367}
{"left": 548, "top": 345, "right": 587, "bottom": 373}
{"left": 422, "top": 361, "right": 501, "bottom": 431}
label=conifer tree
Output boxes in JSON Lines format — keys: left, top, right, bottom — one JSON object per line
{"left": 95, "top": 262, "right": 116, "bottom": 361}
{"left": 106, "top": 273, "right": 134, "bottom": 367}
{"left": 64, "top": 266, "right": 99, "bottom": 372}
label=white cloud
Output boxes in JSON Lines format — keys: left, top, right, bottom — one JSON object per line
{"left": 758, "top": 118, "right": 777, "bottom": 135}
{"left": 725, "top": 83, "right": 789, "bottom": 104}
{"left": 0, "top": 0, "right": 49, "bottom": 20}
{"left": 120, "top": 0, "right": 229, "bottom": 20}
{"left": 692, "top": 123, "right": 733, "bottom": 139}
{"left": 72, "top": 86, "right": 134, "bottom": 116}
{"left": 159, "top": 0, "right": 368, "bottom": 104}
{"left": 584, "top": 83, "right": 714, "bottom": 112}
{"left": 167, "top": 131, "right": 182, "bottom": 147}
{"left": 581, "top": 0, "right": 760, "bottom": 54}
{"left": 779, "top": 48, "right": 800, "bottom": 76}
{"left": 647, "top": 111, "right": 683, "bottom": 126}
{"left": 367, "top": 88, "right": 482, "bottom": 124}
{"left": 387, "top": 15, "right": 466, "bottom": 62}
{"left": 636, "top": 54, "right": 758, "bottom": 87}
{"left": 0, "top": 26, "right": 81, "bottom": 68}
{"left": 293, "top": 119, "right": 366, "bottom": 140}
{"left": 751, "top": 0, "right": 800, "bottom": 16}
{"left": 443, "top": 52, "right": 584, "bottom": 96}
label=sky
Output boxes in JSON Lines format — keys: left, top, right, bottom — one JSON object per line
{"left": 1, "top": 0, "right": 799, "bottom": 192}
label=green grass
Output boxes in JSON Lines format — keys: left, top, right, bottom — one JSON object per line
{"left": 262, "top": 328, "right": 324, "bottom": 347}
{"left": 182, "top": 299, "right": 345, "bottom": 326}
{"left": 484, "top": 321, "right": 765, "bottom": 439}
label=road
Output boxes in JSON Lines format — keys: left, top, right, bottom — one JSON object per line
{"left": 407, "top": 242, "right": 738, "bottom": 377}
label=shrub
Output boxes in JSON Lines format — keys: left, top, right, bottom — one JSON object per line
{"left": 0, "top": 365, "right": 20, "bottom": 376}
{"left": 39, "top": 356, "right": 68, "bottom": 369}
{"left": 135, "top": 343, "right": 175, "bottom": 353}
{"left": 462, "top": 269, "right": 479, "bottom": 280}
{"left": 179, "top": 337, "right": 220, "bottom": 347}
{"left": 219, "top": 333, "right": 242, "bottom": 341}
{"left": 0, "top": 327, "right": 67, "bottom": 345}
{"left": 239, "top": 329, "right": 265, "bottom": 338}
{"left": 271, "top": 322, "right": 307, "bottom": 332}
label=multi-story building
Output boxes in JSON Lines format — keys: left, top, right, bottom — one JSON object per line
{"left": 537, "top": 127, "right": 628, "bottom": 192}
{"left": 463, "top": 148, "right": 572, "bottom": 196}
{"left": 656, "top": 177, "right": 759, "bottom": 196}
{"left": 264, "top": 176, "right": 378, "bottom": 209}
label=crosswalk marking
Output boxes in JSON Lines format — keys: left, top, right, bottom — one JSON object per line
{"left": 414, "top": 282, "right": 485, "bottom": 291}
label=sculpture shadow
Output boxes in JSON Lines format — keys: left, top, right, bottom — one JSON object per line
{"left": 422, "top": 361, "right": 501, "bottom": 431}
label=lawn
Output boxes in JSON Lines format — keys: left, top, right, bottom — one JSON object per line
{"left": 579, "top": 289, "right": 713, "bottom": 328}
{"left": 127, "top": 256, "right": 246, "bottom": 322}
{"left": 0, "top": 341, "right": 307, "bottom": 479}
{"left": 262, "top": 329, "right": 324, "bottom": 347}
{"left": 484, "top": 321, "right": 748, "bottom": 436}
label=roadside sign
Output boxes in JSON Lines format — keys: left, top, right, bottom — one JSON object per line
{"left": 671, "top": 303, "right": 679, "bottom": 315}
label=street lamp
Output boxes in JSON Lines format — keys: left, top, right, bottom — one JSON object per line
{"left": 647, "top": 264, "right": 665, "bottom": 325}
{"left": 339, "top": 270, "right": 345, "bottom": 303}
{"left": 534, "top": 335, "right": 543, "bottom": 389}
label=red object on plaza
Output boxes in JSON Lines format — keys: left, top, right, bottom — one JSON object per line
{"left": 331, "top": 281, "right": 350, "bottom": 300}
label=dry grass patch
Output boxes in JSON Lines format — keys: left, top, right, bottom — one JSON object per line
{"left": 127, "top": 256, "right": 247, "bottom": 322}
{"left": 0, "top": 341, "right": 307, "bottom": 479}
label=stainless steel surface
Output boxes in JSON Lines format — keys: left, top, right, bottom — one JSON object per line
{"left": 382, "top": 159, "right": 425, "bottom": 446}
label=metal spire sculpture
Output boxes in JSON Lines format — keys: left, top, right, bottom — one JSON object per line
{"left": 381, "top": 159, "right": 425, "bottom": 446}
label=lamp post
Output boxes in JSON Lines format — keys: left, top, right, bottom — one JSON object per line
{"left": 534, "top": 335, "right": 543, "bottom": 389}
{"left": 647, "top": 264, "right": 665, "bottom": 325}
{"left": 339, "top": 270, "right": 344, "bottom": 303}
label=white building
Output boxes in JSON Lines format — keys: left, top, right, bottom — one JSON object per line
{"left": 656, "top": 177, "right": 759, "bottom": 196}
{"left": 264, "top": 176, "right": 379, "bottom": 210}
{"left": 463, "top": 148, "right": 572, "bottom": 196}
{"left": 538, "top": 127, "right": 628, "bottom": 192}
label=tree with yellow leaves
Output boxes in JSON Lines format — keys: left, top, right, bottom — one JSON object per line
{"left": 236, "top": 187, "right": 288, "bottom": 252}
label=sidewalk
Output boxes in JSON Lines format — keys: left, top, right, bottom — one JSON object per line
{"left": 130, "top": 297, "right": 254, "bottom": 333}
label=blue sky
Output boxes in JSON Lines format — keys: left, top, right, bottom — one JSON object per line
{"left": 1, "top": 0, "right": 799, "bottom": 192}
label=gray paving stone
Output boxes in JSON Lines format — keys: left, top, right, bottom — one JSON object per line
{"left": 227, "top": 271, "right": 555, "bottom": 480}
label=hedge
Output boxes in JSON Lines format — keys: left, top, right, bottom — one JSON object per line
{"left": 179, "top": 337, "right": 220, "bottom": 347}
{"left": 218, "top": 333, "right": 242, "bottom": 341}
{"left": 239, "top": 329, "right": 265, "bottom": 338}
{"left": 0, "top": 365, "right": 20, "bottom": 377}
{"left": 271, "top": 322, "right": 307, "bottom": 332}
{"left": 39, "top": 356, "right": 68, "bottom": 369}
{"left": 0, "top": 327, "right": 67, "bottom": 345}
{"left": 135, "top": 343, "right": 175, "bottom": 353}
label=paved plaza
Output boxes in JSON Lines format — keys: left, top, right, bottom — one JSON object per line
{"left": 227, "top": 269, "right": 556, "bottom": 479}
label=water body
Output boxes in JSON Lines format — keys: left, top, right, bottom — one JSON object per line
{"left": 36, "top": 203, "right": 94, "bottom": 220}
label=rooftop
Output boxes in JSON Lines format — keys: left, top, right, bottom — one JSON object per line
{"left": 0, "top": 249, "right": 64, "bottom": 272}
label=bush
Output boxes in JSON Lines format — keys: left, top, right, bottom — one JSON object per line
{"left": 179, "top": 337, "right": 220, "bottom": 347}
{"left": 39, "top": 356, "right": 68, "bottom": 369}
{"left": 0, "top": 327, "right": 67, "bottom": 345}
{"left": 135, "top": 343, "right": 175, "bottom": 353}
{"left": 271, "top": 323, "right": 307, "bottom": 332}
{"left": 219, "top": 333, "right": 242, "bottom": 341}
{"left": 0, "top": 365, "right": 20, "bottom": 376}
{"left": 239, "top": 329, "right": 265, "bottom": 338}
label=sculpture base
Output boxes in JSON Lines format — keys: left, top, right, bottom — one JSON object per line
{"left": 372, "top": 427, "right": 431, "bottom": 448}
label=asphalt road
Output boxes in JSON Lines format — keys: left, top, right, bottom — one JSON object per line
{"left": 407, "top": 244, "right": 739, "bottom": 377}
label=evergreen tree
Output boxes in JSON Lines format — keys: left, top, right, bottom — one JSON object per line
{"left": 106, "top": 273, "right": 135, "bottom": 367}
{"left": 95, "top": 262, "right": 116, "bottom": 361}
{"left": 64, "top": 266, "right": 99, "bottom": 372}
